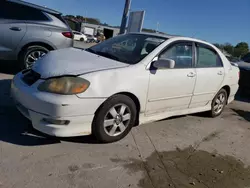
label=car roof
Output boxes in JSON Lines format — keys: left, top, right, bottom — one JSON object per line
{"left": 129, "top": 32, "right": 178, "bottom": 39}
{"left": 129, "top": 32, "right": 212, "bottom": 45}
{"left": 6, "top": 0, "right": 61, "bottom": 15}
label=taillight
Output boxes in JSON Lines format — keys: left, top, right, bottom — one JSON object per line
{"left": 239, "top": 71, "right": 240, "bottom": 78}
{"left": 62, "top": 32, "right": 73, "bottom": 39}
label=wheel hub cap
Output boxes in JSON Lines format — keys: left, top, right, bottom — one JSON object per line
{"left": 214, "top": 93, "right": 225, "bottom": 114}
{"left": 115, "top": 115, "right": 122, "bottom": 125}
{"left": 103, "top": 104, "right": 131, "bottom": 137}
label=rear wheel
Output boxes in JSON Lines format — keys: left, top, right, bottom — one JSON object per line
{"left": 19, "top": 45, "right": 49, "bottom": 69}
{"left": 80, "top": 38, "right": 84, "bottom": 42}
{"left": 209, "top": 89, "right": 227, "bottom": 117}
{"left": 92, "top": 94, "right": 137, "bottom": 143}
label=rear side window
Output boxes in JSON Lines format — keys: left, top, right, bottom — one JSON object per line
{"left": 0, "top": 2, "right": 49, "bottom": 21}
{"left": 196, "top": 44, "right": 223, "bottom": 68}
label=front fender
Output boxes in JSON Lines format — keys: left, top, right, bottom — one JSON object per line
{"left": 77, "top": 64, "right": 149, "bottom": 112}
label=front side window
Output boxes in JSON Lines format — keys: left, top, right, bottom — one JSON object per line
{"left": 196, "top": 44, "right": 223, "bottom": 68}
{"left": 159, "top": 42, "right": 193, "bottom": 68}
{"left": 86, "top": 34, "right": 166, "bottom": 64}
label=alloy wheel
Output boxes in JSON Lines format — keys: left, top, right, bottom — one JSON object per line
{"left": 213, "top": 93, "right": 226, "bottom": 114}
{"left": 25, "top": 50, "right": 46, "bottom": 69}
{"left": 103, "top": 104, "right": 131, "bottom": 137}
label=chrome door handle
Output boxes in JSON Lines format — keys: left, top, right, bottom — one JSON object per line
{"left": 217, "top": 71, "right": 223, "bottom": 75}
{"left": 187, "top": 72, "right": 196, "bottom": 77}
{"left": 9, "top": 27, "right": 21, "bottom": 31}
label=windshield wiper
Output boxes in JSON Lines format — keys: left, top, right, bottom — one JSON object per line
{"left": 95, "top": 51, "right": 120, "bottom": 61}
{"left": 85, "top": 48, "right": 96, "bottom": 54}
{"left": 86, "top": 48, "right": 121, "bottom": 61}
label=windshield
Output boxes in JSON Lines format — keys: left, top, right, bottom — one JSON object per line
{"left": 86, "top": 34, "right": 166, "bottom": 64}
{"left": 227, "top": 56, "right": 240, "bottom": 62}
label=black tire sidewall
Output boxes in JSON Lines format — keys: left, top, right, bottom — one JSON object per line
{"left": 20, "top": 45, "right": 49, "bottom": 69}
{"left": 93, "top": 94, "right": 137, "bottom": 143}
{"left": 211, "top": 89, "right": 227, "bottom": 117}
{"left": 80, "top": 38, "right": 84, "bottom": 41}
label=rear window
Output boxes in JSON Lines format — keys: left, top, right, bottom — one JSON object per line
{"left": 0, "top": 1, "right": 49, "bottom": 21}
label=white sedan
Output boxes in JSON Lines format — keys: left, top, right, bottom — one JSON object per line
{"left": 73, "top": 31, "right": 87, "bottom": 42}
{"left": 11, "top": 33, "right": 239, "bottom": 142}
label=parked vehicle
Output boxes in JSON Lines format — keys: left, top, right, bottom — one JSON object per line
{"left": 227, "top": 56, "right": 250, "bottom": 70}
{"left": 0, "top": 0, "right": 73, "bottom": 69}
{"left": 227, "top": 56, "right": 242, "bottom": 63}
{"left": 73, "top": 31, "right": 87, "bottom": 42}
{"left": 86, "top": 34, "right": 98, "bottom": 43}
{"left": 11, "top": 33, "right": 239, "bottom": 142}
{"left": 242, "top": 53, "right": 250, "bottom": 63}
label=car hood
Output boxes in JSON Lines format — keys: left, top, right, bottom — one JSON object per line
{"left": 32, "top": 48, "right": 128, "bottom": 79}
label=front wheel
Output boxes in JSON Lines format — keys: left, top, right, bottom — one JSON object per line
{"left": 209, "top": 88, "right": 227, "bottom": 117}
{"left": 20, "top": 45, "right": 49, "bottom": 69}
{"left": 92, "top": 94, "right": 137, "bottom": 143}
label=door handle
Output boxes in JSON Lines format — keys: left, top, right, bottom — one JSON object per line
{"left": 9, "top": 27, "right": 21, "bottom": 31}
{"left": 187, "top": 72, "right": 196, "bottom": 77}
{"left": 217, "top": 71, "right": 223, "bottom": 75}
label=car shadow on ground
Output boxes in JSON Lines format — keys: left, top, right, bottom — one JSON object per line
{"left": 231, "top": 109, "right": 250, "bottom": 122}
{"left": 0, "top": 60, "right": 20, "bottom": 75}
{"left": 0, "top": 79, "right": 100, "bottom": 146}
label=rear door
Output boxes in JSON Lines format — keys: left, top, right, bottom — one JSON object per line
{"left": 0, "top": 1, "right": 27, "bottom": 59}
{"left": 189, "top": 43, "right": 225, "bottom": 108}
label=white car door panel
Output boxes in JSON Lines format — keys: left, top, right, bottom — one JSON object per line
{"left": 146, "top": 42, "right": 196, "bottom": 115}
{"left": 146, "top": 69, "right": 196, "bottom": 114}
{"left": 189, "top": 43, "right": 225, "bottom": 108}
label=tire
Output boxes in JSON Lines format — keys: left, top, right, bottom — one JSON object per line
{"left": 92, "top": 94, "right": 137, "bottom": 143}
{"left": 19, "top": 45, "right": 49, "bottom": 69}
{"left": 209, "top": 88, "right": 227, "bottom": 117}
{"left": 80, "top": 38, "right": 84, "bottom": 42}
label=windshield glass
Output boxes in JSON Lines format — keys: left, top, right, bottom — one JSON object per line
{"left": 86, "top": 34, "right": 166, "bottom": 64}
{"left": 227, "top": 56, "right": 240, "bottom": 62}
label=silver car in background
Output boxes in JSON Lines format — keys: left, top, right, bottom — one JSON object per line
{"left": 0, "top": 0, "right": 73, "bottom": 69}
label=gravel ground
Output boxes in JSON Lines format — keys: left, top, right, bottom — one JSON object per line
{"left": 0, "top": 53, "right": 250, "bottom": 188}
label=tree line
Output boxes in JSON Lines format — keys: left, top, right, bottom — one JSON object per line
{"left": 64, "top": 15, "right": 101, "bottom": 25}
{"left": 213, "top": 42, "right": 249, "bottom": 58}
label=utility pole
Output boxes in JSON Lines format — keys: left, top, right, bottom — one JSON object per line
{"left": 119, "top": 0, "right": 131, "bottom": 34}
{"left": 156, "top": 22, "right": 160, "bottom": 33}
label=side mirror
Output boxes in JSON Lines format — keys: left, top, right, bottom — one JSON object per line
{"left": 153, "top": 58, "right": 175, "bottom": 69}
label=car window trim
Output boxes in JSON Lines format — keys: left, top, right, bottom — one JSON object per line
{"left": 195, "top": 42, "right": 224, "bottom": 68}
{"left": 151, "top": 40, "right": 195, "bottom": 69}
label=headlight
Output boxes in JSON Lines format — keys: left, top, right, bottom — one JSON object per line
{"left": 38, "top": 77, "right": 90, "bottom": 95}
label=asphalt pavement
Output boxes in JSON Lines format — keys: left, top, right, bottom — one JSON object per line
{"left": 0, "top": 44, "right": 250, "bottom": 188}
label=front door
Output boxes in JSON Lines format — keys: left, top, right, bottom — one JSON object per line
{"left": 146, "top": 42, "right": 196, "bottom": 115}
{"left": 189, "top": 43, "right": 225, "bottom": 108}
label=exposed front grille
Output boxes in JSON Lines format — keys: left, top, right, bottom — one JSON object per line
{"left": 22, "top": 70, "right": 41, "bottom": 86}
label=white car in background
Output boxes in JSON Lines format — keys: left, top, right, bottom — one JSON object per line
{"left": 86, "top": 34, "right": 98, "bottom": 43}
{"left": 73, "top": 31, "right": 87, "bottom": 42}
{"left": 11, "top": 33, "right": 239, "bottom": 143}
